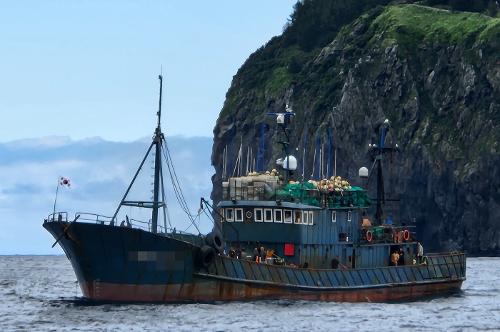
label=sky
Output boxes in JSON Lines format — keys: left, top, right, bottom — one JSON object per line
{"left": 0, "top": 1, "right": 297, "bottom": 254}
{"left": 0, "top": 136, "right": 214, "bottom": 254}
{"left": 0, "top": 0, "right": 296, "bottom": 142}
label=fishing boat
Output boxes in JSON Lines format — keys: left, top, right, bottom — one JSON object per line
{"left": 43, "top": 76, "right": 465, "bottom": 302}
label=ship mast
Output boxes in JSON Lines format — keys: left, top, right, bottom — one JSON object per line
{"left": 111, "top": 75, "right": 166, "bottom": 233}
{"left": 368, "top": 119, "right": 398, "bottom": 224}
{"left": 151, "top": 75, "right": 163, "bottom": 234}
{"left": 268, "top": 105, "right": 296, "bottom": 182}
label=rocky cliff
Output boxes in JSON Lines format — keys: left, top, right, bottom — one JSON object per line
{"left": 211, "top": 1, "right": 500, "bottom": 255}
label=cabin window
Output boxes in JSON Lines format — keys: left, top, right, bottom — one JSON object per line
{"left": 308, "top": 211, "right": 314, "bottom": 225}
{"left": 294, "top": 210, "right": 302, "bottom": 224}
{"left": 347, "top": 211, "right": 352, "bottom": 222}
{"left": 264, "top": 209, "right": 273, "bottom": 222}
{"left": 235, "top": 208, "right": 243, "bottom": 222}
{"left": 284, "top": 210, "right": 293, "bottom": 223}
{"left": 254, "top": 208, "right": 263, "bottom": 222}
{"left": 274, "top": 209, "right": 283, "bottom": 223}
{"left": 226, "top": 208, "right": 234, "bottom": 222}
{"left": 302, "top": 211, "right": 309, "bottom": 225}
{"left": 331, "top": 211, "right": 336, "bottom": 223}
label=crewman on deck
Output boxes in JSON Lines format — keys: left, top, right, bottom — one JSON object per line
{"left": 417, "top": 242, "right": 424, "bottom": 264}
{"left": 398, "top": 248, "right": 405, "bottom": 266}
{"left": 253, "top": 247, "right": 260, "bottom": 262}
{"left": 266, "top": 249, "right": 274, "bottom": 259}
{"left": 260, "top": 246, "right": 266, "bottom": 262}
{"left": 331, "top": 257, "right": 340, "bottom": 269}
{"left": 390, "top": 250, "right": 400, "bottom": 266}
{"left": 361, "top": 212, "right": 372, "bottom": 227}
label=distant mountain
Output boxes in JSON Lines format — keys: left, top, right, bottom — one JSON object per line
{"left": 0, "top": 136, "right": 213, "bottom": 254}
{"left": 211, "top": 0, "right": 500, "bottom": 255}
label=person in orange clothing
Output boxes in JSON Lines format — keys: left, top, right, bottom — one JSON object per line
{"left": 390, "top": 250, "right": 400, "bottom": 266}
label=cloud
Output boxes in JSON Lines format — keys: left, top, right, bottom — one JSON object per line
{"left": 3, "top": 136, "right": 73, "bottom": 149}
{"left": 0, "top": 136, "right": 214, "bottom": 254}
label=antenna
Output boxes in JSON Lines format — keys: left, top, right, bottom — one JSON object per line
{"left": 157, "top": 74, "right": 163, "bottom": 129}
{"left": 257, "top": 123, "right": 266, "bottom": 172}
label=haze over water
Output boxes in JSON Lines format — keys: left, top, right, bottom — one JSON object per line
{"left": 0, "top": 256, "right": 498, "bottom": 331}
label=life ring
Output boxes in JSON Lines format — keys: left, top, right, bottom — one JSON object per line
{"left": 366, "top": 230, "right": 373, "bottom": 242}
{"left": 403, "top": 229, "right": 410, "bottom": 241}
{"left": 245, "top": 210, "right": 252, "bottom": 219}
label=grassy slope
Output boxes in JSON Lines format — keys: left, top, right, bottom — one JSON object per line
{"left": 375, "top": 4, "right": 499, "bottom": 44}
{"left": 220, "top": 4, "right": 499, "bottom": 119}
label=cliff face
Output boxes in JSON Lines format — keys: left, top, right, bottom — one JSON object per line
{"left": 211, "top": 2, "right": 500, "bottom": 255}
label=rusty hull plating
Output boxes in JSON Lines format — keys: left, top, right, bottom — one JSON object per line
{"left": 43, "top": 219, "right": 465, "bottom": 303}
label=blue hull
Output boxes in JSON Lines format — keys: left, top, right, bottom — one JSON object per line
{"left": 44, "top": 220, "right": 465, "bottom": 302}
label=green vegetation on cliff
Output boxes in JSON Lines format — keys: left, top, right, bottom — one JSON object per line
{"left": 372, "top": 4, "right": 500, "bottom": 50}
{"left": 221, "top": 2, "right": 498, "bottom": 119}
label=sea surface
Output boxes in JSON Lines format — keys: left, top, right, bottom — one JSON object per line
{"left": 0, "top": 256, "right": 499, "bottom": 332}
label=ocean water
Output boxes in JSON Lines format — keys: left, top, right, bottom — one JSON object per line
{"left": 0, "top": 256, "right": 498, "bottom": 332}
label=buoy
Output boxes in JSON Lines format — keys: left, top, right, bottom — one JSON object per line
{"left": 403, "top": 229, "right": 410, "bottom": 241}
{"left": 366, "top": 230, "right": 373, "bottom": 242}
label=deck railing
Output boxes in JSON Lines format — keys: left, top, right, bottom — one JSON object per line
{"left": 46, "top": 212, "right": 69, "bottom": 223}
{"left": 46, "top": 211, "right": 196, "bottom": 237}
{"left": 76, "top": 212, "right": 113, "bottom": 225}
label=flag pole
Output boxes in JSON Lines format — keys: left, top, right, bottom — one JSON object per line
{"left": 53, "top": 177, "right": 60, "bottom": 217}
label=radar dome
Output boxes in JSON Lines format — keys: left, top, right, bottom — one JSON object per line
{"left": 282, "top": 156, "right": 297, "bottom": 171}
{"left": 359, "top": 167, "right": 369, "bottom": 178}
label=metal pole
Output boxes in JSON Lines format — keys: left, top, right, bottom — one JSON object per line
{"left": 157, "top": 75, "right": 163, "bottom": 128}
{"left": 376, "top": 157, "right": 384, "bottom": 224}
{"left": 334, "top": 148, "right": 337, "bottom": 177}
{"left": 52, "top": 177, "right": 60, "bottom": 217}
{"left": 151, "top": 139, "right": 161, "bottom": 234}
{"left": 159, "top": 148, "right": 169, "bottom": 232}
{"left": 151, "top": 75, "right": 163, "bottom": 234}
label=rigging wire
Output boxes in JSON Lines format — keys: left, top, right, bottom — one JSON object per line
{"left": 160, "top": 140, "right": 201, "bottom": 234}
{"left": 201, "top": 207, "right": 215, "bottom": 223}
{"left": 183, "top": 208, "right": 204, "bottom": 233}
{"left": 159, "top": 164, "right": 172, "bottom": 230}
